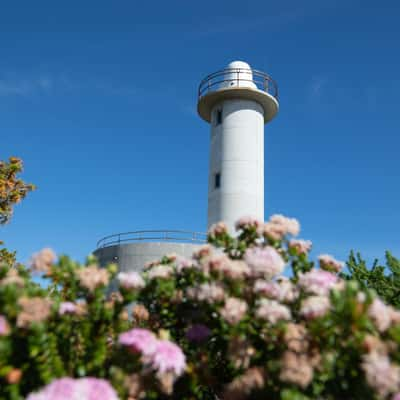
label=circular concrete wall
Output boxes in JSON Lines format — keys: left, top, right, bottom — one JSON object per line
{"left": 93, "top": 242, "right": 202, "bottom": 272}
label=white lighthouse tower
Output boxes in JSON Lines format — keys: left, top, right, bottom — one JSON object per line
{"left": 197, "top": 61, "right": 279, "bottom": 232}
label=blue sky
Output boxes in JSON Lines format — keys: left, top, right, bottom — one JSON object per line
{"left": 1, "top": 0, "right": 400, "bottom": 266}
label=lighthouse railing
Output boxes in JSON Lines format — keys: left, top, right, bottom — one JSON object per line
{"left": 198, "top": 67, "right": 278, "bottom": 99}
{"left": 96, "top": 230, "right": 207, "bottom": 249}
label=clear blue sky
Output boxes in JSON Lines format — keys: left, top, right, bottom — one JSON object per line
{"left": 2, "top": 0, "right": 400, "bottom": 265}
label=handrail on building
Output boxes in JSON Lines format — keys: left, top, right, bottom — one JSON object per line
{"left": 198, "top": 67, "right": 278, "bottom": 99}
{"left": 96, "top": 230, "right": 207, "bottom": 249}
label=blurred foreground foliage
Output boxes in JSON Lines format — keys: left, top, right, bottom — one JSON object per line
{"left": 0, "top": 156, "right": 399, "bottom": 400}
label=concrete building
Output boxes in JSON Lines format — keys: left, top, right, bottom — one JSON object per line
{"left": 94, "top": 61, "right": 278, "bottom": 271}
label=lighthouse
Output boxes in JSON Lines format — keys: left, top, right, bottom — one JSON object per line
{"left": 94, "top": 60, "right": 278, "bottom": 275}
{"left": 197, "top": 61, "right": 279, "bottom": 232}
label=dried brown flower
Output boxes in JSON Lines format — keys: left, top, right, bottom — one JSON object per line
{"left": 222, "top": 367, "right": 265, "bottom": 400}
{"left": 6, "top": 368, "right": 22, "bottom": 384}
{"left": 76, "top": 265, "right": 109, "bottom": 292}
{"left": 279, "top": 351, "right": 313, "bottom": 388}
{"left": 124, "top": 373, "right": 146, "bottom": 398}
{"left": 284, "top": 323, "right": 309, "bottom": 353}
{"left": 228, "top": 336, "right": 255, "bottom": 369}
{"left": 30, "top": 248, "right": 56, "bottom": 273}
{"left": 17, "top": 297, "right": 52, "bottom": 328}
{"left": 1, "top": 268, "right": 25, "bottom": 288}
{"left": 132, "top": 304, "right": 149, "bottom": 322}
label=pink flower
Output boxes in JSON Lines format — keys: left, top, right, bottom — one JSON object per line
{"left": 244, "top": 247, "right": 285, "bottom": 279}
{"left": 118, "top": 328, "right": 158, "bottom": 356}
{"left": 298, "top": 269, "right": 338, "bottom": 296}
{"left": 269, "top": 214, "right": 300, "bottom": 236}
{"left": 362, "top": 352, "right": 400, "bottom": 398}
{"left": 318, "top": 254, "right": 344, "bottom": 273}
{"left": 254, "top": 279, "right": 298, "bottom": 303}
{"left": 368, "top": 298, "right": 392, "bottom": 332}
{"left": 393, "top": 393, "right": 400, "bottom": 400}
{"left": 0, "top": 315, "right": 10, "bottom": 336}
{"left": 289, "top": 239, "right": 312, "bottom": 255}
{"left": 254, "top": 280, "right": 282, "bottom": 298}
{"left": 175, "top": 257, "right": 194, "bottom": 273}
{"left": 300, "top": 296, "right": 330, "bottom": 320}
{"left": 186, "top": 282, "right": 226, "bottom": 304}
{"left": 117, "top": 271, "right": 145, "bottom": 290}
{"left": 235, "top": 216, "right": 262, "bottom": 231}
{"left": 192, "top": 245, "right": 212, "bottom": 261}
{"left": 208, "top": 255, "right": 250, "bottom": 280}
{"left": 208, "top": 222, "right": 228, "bottom": 238}
{"left": 82, "top": 377, "right": 119, "bottom": 400}
{"left": 147, "top": 265, "right": 173, "bottom": 280}
{"left": 220, "top": 297, "right": 248, "bottom": 325}
{"left": 150, "top": 340, "right": 186, "bottom": 377}
{"left": 26, "top": 377, "right": 118, "bottom": 400}
{"left": 255, "top": 299, "right": 291, "bottom": 324}
{"left": 58, "top": 302, "right": 77, "bottom": 316}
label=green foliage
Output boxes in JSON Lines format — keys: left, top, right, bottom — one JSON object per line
{"left": 0, "top": 157, "right": 35, "bottom": 225}
{"left": 344, "top": 251, "right": 400, "bottom": 308}
{"left": 0, "top": 157, "right": 35, "bottom": 268}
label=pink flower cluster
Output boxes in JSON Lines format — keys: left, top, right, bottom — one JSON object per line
{"left": 362, "top": 352, "right": 400, "bottom": 398}
{"left": 255, "top": 299, "right": 291, "bottom": 324}
{"left": 208, "top": 221, "right": 228, "bottom": 238}
{"left": 118, "top": 328, "right": 186, "bottom": 379}
{"left": 58, "top": 302, "right": 77, "bottom": 316}
{"left": 186, "top": 282, "right": 226, "bottom": 304}
{"left": 208, "top": 254, "right": 250, "bottom": 280}
{"left": 175, "top": 256, "right": 194, "bottom": 273}
{"left": 26, "top": 377, "right": 118, "bottom": 400}
{"left": 220, "top": 297, "right": 248, "bottom": 325}
{"left": 147, "top": 265, "right": 173, "bottom": 280}
{"left": 288, "top": 239, "right": 312, "bottom": 255}
{"left": 244, "top": 246, "right": 285, "bottom": 279}
{"left": 117, "top": 271, "right": 145, "bottom": 290}
{"left": 253, "top": 278, "right": 298, "bottom": 303}
{"left": 368, "top": 298, "right": 400, "bottom": 333}
{"left": 300, "top": 296, "right": 331, "bottom": 320}
{"left": 298, "top": 269, "right": 338, "bottom": 296}
{"left": 118, "top": 328, "right": 158, "bottom": 356}
{"left": 235, "top": 216, "right": 262, "bottom": 231}
{"left": 259, "top": 214, "right": 300, "bottom": 240}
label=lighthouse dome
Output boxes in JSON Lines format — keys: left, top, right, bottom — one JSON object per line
{"left": 227, "top": 60, "right": 252, "bottom": 70}
{"left": 223, "top": 60, "right": 256, "bottom": 89}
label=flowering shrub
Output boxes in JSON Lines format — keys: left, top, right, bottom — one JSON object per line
{"left": 131, "top": 215, "right": 400, "bottom": 400}
{"left": 1, "top": 158, "right": 400, "bottom": 400}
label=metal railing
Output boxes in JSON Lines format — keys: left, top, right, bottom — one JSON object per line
{"left": 198, "top": 67, "right": 278, "bottom": 99}
{"left": 96, "top": 230, "right": 207, "bottom": 249}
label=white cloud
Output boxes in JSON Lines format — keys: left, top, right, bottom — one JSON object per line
{"left": 0, "top": 76, "right": 53, "bottom": 96}
{"left": 0, "top": 73, "right": 136, "bottom": 97}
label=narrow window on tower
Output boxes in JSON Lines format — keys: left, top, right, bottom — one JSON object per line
{"left": 214, "top": 172, "right": 221, "bottom": 189}
{"left": 215, "top": 109, "right": 223, "bottom": 126}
